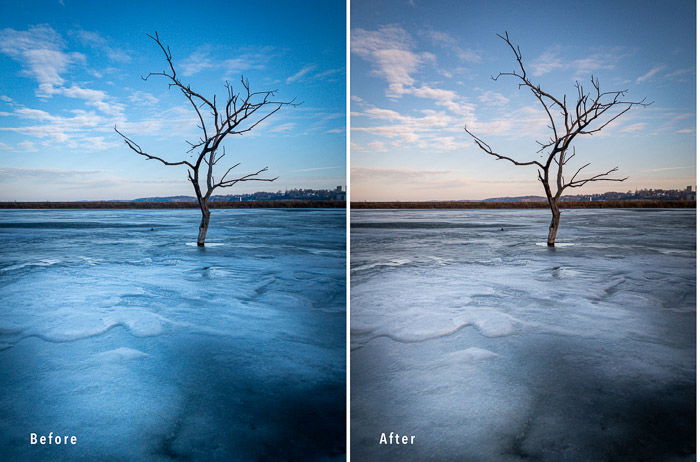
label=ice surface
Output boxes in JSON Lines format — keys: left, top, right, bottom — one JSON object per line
{"left": 351, "top": 208, "right": 695, "bottom": 461}
{"left": 0, "top": 208, "right": 345, "bottom": 461}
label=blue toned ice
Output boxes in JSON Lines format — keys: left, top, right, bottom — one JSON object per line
{"left": 351, "top": 208, "right": 695, "bottom": 462}
{"left": 0, "top": 208, "right": 346, "bottom": 462}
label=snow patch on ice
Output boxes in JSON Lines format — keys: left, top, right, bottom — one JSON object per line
{"left": 352, "top": 258, "right": 412, "bottom": 272}
{"left": 444, "top": 347, "right": 499, "bottom": 362}
{"left": 0, "top": 258, "right": 61, "bottom": 272}
{"left": 94, "top": 347, "right": 149, "bottom": 361}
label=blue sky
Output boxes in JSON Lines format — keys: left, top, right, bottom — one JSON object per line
{"left": 351, "top": 0, "right": 696, "bottom": 200}
{"left": 0, "top": 0, "right": 345, "bottom": 201}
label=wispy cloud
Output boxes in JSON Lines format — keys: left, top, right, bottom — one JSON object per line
{"left": 638, "top": 165, "right": 694, "bottom": 173}
{"left": 352, "top": 166, "right": 455, "bottom": 181}
{"left": 180, "top": 46, "right": 272, "bottom": 77}
{"left": 290, "top": 166, "right": 341, "bottom": 173}
{"left": 0, "top": 25, "right": 123, "bottom": 116}
{"left": 0, "top": 25, "right": 84, "bottom": 92}
{"left": 128, "top": 91, "right": 159, "bottom": 106}
{"left": 530, "top": 48, "right": 617, "bottom": 78}
{"left": 636, "top": 65, "right": 665, "bottom": 83}
{"left": 478, "top": 90, "right": 509, "bottom": 106}
{"left": 69, "top": 29, "right": 130, "bottom": 63}
{"left": 420, "top": 28, "right": 480, "bottom": 63}
{"left": 620, "top": 122, "right": 646, "bottom": 133}
{"left": 180, "top": 49, "right": 215, "bottom": 76}
{"left": 0, "top": 166, "right": 107, "bottom": 180}
{"left": 286, "top": 64, "right": 317, "bottom": 83}
{"left": 352, "top": 25, "right": 434, "bottom": 96}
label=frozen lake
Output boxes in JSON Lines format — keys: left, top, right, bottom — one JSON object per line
{"left": 351, "top": 208, "right": 695, "bottom": 461}
{"left": 0, "top": 208, "right": 345, "bottom": 461}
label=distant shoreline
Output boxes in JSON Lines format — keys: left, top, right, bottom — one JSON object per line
{"left": 351, "top": 200, "right": 696, "bottom": 209}
{"left": 0, "top": 200, "right": 695, "bottom": 209}
{"left": 0, "top": 200, "right": 345, "bottom": 209}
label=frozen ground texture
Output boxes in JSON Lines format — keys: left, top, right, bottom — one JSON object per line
{"left": 351, "top": 209, "right": 695, "bottom": 461}
{"left": 0, "top": 209, "right": 345, "bottom": 462}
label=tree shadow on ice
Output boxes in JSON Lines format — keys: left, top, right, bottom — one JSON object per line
{"left": 503, "top": 336, "right": 695, "bottom": 462}
{"left": 150, "top": 335, "right": 345, "bottom": 462}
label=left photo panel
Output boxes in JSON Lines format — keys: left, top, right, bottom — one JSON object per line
{"left": 0, "top": 1, "right": 346, "bottom": 461}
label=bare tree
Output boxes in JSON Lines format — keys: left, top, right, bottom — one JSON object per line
{"left": 115, "top": 32, "right": 296, "bottom": 246}
{"left": 465, "top": 32, "right": 649, "bottom": 246}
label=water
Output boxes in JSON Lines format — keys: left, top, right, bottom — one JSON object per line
{"left": 0, "top": 208, "right": 346, "bottom": 461}
{"left": 351, "top": 208, "right": 695, "bottom": 461}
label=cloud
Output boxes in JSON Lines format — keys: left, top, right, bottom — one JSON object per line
{"left": 352, "top": 25, "right": 434, "bottom": 96}
{"left": 478, "top": 90, "right": 509, "bottom": 106}
{"left": 269, "top": 122, "right": 296, "bottom": 133}
{"left": 181, "top": 50, "right": 215, "bottom": 76}
{"left": 180, "top": 46, "right": 271, "bottom": 77}
{"left": 620, "top": 122, "right": 646, "bottom": 133}
{"left": 637, "top": 165, "right": 694, "bottom": 173}
{"left": 531, "top": 51, "right": 565, "bottom": 76}
{"left": 0, "top": 104, "right": 119, "bottom": 149}
{"left": 420, "top": 28, "right": 481, "bottom": 63}
{"left": 0, "top": 25, "right": 123, "bottom": 117}
{"left": 0, "top": 166, "right": 107, "bottom": 181}
{"left": 286, "top": 64, "right": 317, "bottom": 83}
{"left": 664, "top": 68, "right": 693, "bottom": 79}
{"left": 0, "top": 140, "right": 40, "bottom": 152}
{"left": 128, "top": 91, "right": 159, "bottom": 106}
{"left": 352, "top": 166, "right": 455, "bottom": 181}
{"left": 0, "top": 25, "right": 84, "bottom": 91}
{"left": 530, "top": 49, "right": 617, "bottom": 78}
{"left": 69, "top": 29, "right": 131, "bottom": 63}
{"left": 290, "top": 166, "right": 341, "bottom": 173}
{"left": 636, "top": 66, "right": 665, "bottom": 83}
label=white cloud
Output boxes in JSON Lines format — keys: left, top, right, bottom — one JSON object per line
{"left": 0, "top": 166, "right": 107, "bottom": 180}
{"left": 620, "top": 122, "right": 646, "bottom": 133}
{"left": 179, "top": 46, "right": 271, "bottom": 78}
{"left": 636, "top": 66, "right": 665, "bottom": 83}
{"left": 128, "top": 91, "right": 159, "bottom": 106}
{"left": 421, "top": 28, "right": 481, "bottom": 63}
{"left": 286, "top": 64, "right": 317, "bottom": 83}
{"left": 530, "top": 49, "right": 617, "bottom": 78}
{"left": 478, "top": 90, "right": 509, "bottom": 106}
{"left": 664, "top": 68, "right": 693, "bottom": 79}
{"left": 181, "top": 50, "right": 215, "bottom": 76}
{"left": 0, "top": 25, "right": 84, "bottom": 91}
{"left": 70, "top": 29, "right": 131, "bottom": 63}
{"left": 269, "top": 122, "right": 296, "bottom": 133}
{"left": 352, "top": 26, "right": 434, "bottom": 96}
{"left": 352, "top": 166, "right": 455, "bottom": 181}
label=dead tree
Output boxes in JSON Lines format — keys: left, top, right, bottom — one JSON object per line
{"left": 115, "top": 32, "right": 296, "bottom": 246}
{"left": 465, "top": 32, "right": 649, "bottom": 246}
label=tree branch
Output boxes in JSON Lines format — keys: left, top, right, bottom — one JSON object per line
{"left": 114, "top": 127, "right": 194, "bottom": 168}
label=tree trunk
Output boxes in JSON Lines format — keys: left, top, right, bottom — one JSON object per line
{"left": 197, "top": 204, "right": 210, "bottom": 246}
{"left": 547, "top": 202, "right": 560, "bottom": 247}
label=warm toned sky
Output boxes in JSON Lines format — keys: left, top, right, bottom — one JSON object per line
{"left": 0, "top": 0, "right": 345, "bottom": 201}
{"left": 351, "top": 0, "right": 696, "bottom": 201}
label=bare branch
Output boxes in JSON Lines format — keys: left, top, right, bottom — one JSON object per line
{"left": 564, "top": 166, "right": 628, "bottom": 189}
{"left": 465, "top": 127, "right": 545, "bottom": 168}
{"left": 212, "top": 166, "right": 278, "bottom": 191}
{"left": 115, "top": 127, "right": 194, "bottom": 168}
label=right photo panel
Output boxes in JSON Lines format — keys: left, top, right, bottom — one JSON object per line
{"left": 350, "top": 1, "right": 696, "bottom": 461}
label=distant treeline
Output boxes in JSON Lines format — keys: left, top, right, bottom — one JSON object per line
{"left": 0, "top": 201, "right": 345, "bottom": 209}
{"left": 351, "top": 200, "right": 696, "bottom": 209}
